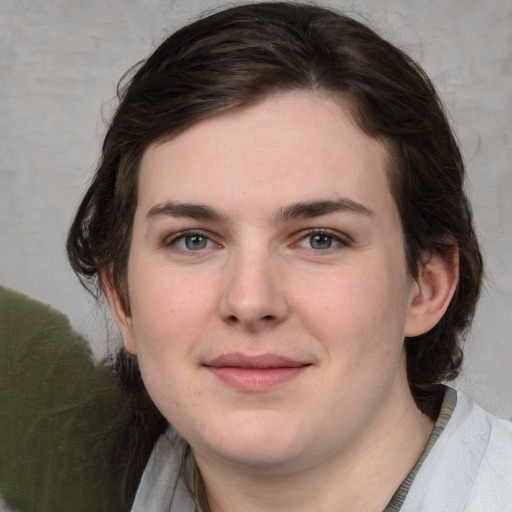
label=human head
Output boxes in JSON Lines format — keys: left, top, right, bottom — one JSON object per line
{"left": 67, "top": 1, "right": 482, "bottom": 410}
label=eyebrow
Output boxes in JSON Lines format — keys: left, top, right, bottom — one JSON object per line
{"left": 276, "top": 199, "right": 374, "bottom": 221}
{"left": 146, "top": 202, "right": 228, "bottom": 222}
{"left": 145, "top": 198, "right": 374, "bottom": 224}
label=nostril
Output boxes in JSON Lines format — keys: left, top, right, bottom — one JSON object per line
{"left": 224, "top": 313, "right": 276, "bottom": 326}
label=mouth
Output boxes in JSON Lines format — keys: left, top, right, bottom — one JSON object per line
{"left": 203, "top": 353, "right": 310, "bottom": 392}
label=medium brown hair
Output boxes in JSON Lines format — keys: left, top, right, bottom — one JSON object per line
{"left": 67, "top": 1, "right": 483, "bottom": 502}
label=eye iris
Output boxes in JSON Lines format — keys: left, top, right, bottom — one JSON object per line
{"left": 185, "top": 235, "right": 208, "bottom": 250}
{"left": 310, "top": 234, "right": 332, "bottom": 249}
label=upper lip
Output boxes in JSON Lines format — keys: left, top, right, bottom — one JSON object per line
{"left": 204, "top": 353, "right": 309, "bottom": 369}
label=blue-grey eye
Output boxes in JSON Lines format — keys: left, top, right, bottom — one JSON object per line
{"left": 170, "top": 232, "right": 216, "bottom": 251}
{"left": 184, "top": 235, "right": 209, "bottom": 250}
{"left": 295, "top": 230, "right": 345, "bottom": 251}
{"left": 309, "top": 234, "right": 334, "bottom": 250}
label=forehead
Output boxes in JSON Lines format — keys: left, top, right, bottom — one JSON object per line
{"left": 137, "top": 92, "right": 394, "bottom": 220}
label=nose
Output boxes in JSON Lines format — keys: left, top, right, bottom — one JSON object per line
{"left": 219, "top": 247, "right": 290, "bottom": 330}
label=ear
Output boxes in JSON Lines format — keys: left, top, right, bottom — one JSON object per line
{"left": 102, "top": 272, "right": 137, "bottom": 354}
{"left": 404, "top": 248, "right": 459, "bottom": 337}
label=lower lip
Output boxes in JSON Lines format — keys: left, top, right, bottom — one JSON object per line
{"left": 206, "top": 366, "right": 307, "bottom": 392}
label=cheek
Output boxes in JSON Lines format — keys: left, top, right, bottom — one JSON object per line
{"left": 128, "top": 264, "right": 217, "bottom": 341}
{"left": 295, "top": 261, "right": 410, "bottom": 360}
{"left": 125, "top": 267, "right": 223, "bottom": 400}
{"left": 127, "top": 278, "right": 203, "bottom": 423}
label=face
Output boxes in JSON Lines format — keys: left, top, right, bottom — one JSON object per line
{"left": 110, "top": 92, "right": 428, "bottom": 474}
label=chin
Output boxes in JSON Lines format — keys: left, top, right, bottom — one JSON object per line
{"left": 192, "top": 412, "right": 309, "bottom": 470}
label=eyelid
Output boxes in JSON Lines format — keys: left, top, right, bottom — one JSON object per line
{"left": 160, "top": 227, "right": 350, "bottom": 251}
{"left": 292, "top": 228, "right": 350, "bottom": 250}
{"left": 163, "top": 229, "right": 221, "bottom": 250}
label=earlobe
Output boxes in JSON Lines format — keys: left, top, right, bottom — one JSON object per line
{"left": 102, "top": 271, "right": 137, "bottom": 354}
{"left": 404, "top": 248, "right": 459, "bottom": 338}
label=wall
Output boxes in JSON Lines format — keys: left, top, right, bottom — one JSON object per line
{"left": 1, "top": 0, "right": 511, "bottom": 417}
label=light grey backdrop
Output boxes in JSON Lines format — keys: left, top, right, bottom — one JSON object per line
{"left": 1, "top": 0, "right": 511, "bottom": 416}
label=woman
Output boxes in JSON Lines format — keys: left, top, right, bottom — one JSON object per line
{"left": 67, "top": 3, "right": 511, "bottom": 510}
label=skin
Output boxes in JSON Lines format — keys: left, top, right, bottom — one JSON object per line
{"left": 107, "top": 92, "right": 458, "bottom": 511}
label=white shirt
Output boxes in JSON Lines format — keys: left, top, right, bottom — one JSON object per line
{"left": 400, "top": 391, "right": 512, "bottom": 511}
{"left": 131, "top": 389, "right": 512, "bottom": 512}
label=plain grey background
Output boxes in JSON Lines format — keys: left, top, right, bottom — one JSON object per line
{"left": 1, "top": 0, "right": 511, "bottom": 418}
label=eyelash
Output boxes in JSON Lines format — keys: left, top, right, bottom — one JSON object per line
{"left": 294, "top": 229, "right": 349, "bottom": 251}
{"left": 164, "top": 230, "right": 219, "bottom": 252}
{"left": 164, "top": 228, "right": 349, "bottom": 253}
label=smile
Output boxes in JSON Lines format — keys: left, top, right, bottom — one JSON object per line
{"left": 203, "top": 353, "right": 310, "bottom": 392}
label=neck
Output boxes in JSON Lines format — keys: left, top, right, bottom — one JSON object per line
{"left": 194, "top": 370, "right": 434, "bottom": 512}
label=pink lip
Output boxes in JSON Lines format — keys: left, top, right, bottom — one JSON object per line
{"left": 204, "top": 353, "right": 310, "bottom": 391}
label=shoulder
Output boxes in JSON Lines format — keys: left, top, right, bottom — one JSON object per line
{"left": 402, "top": 388, "right": 512, "bottom": 511}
